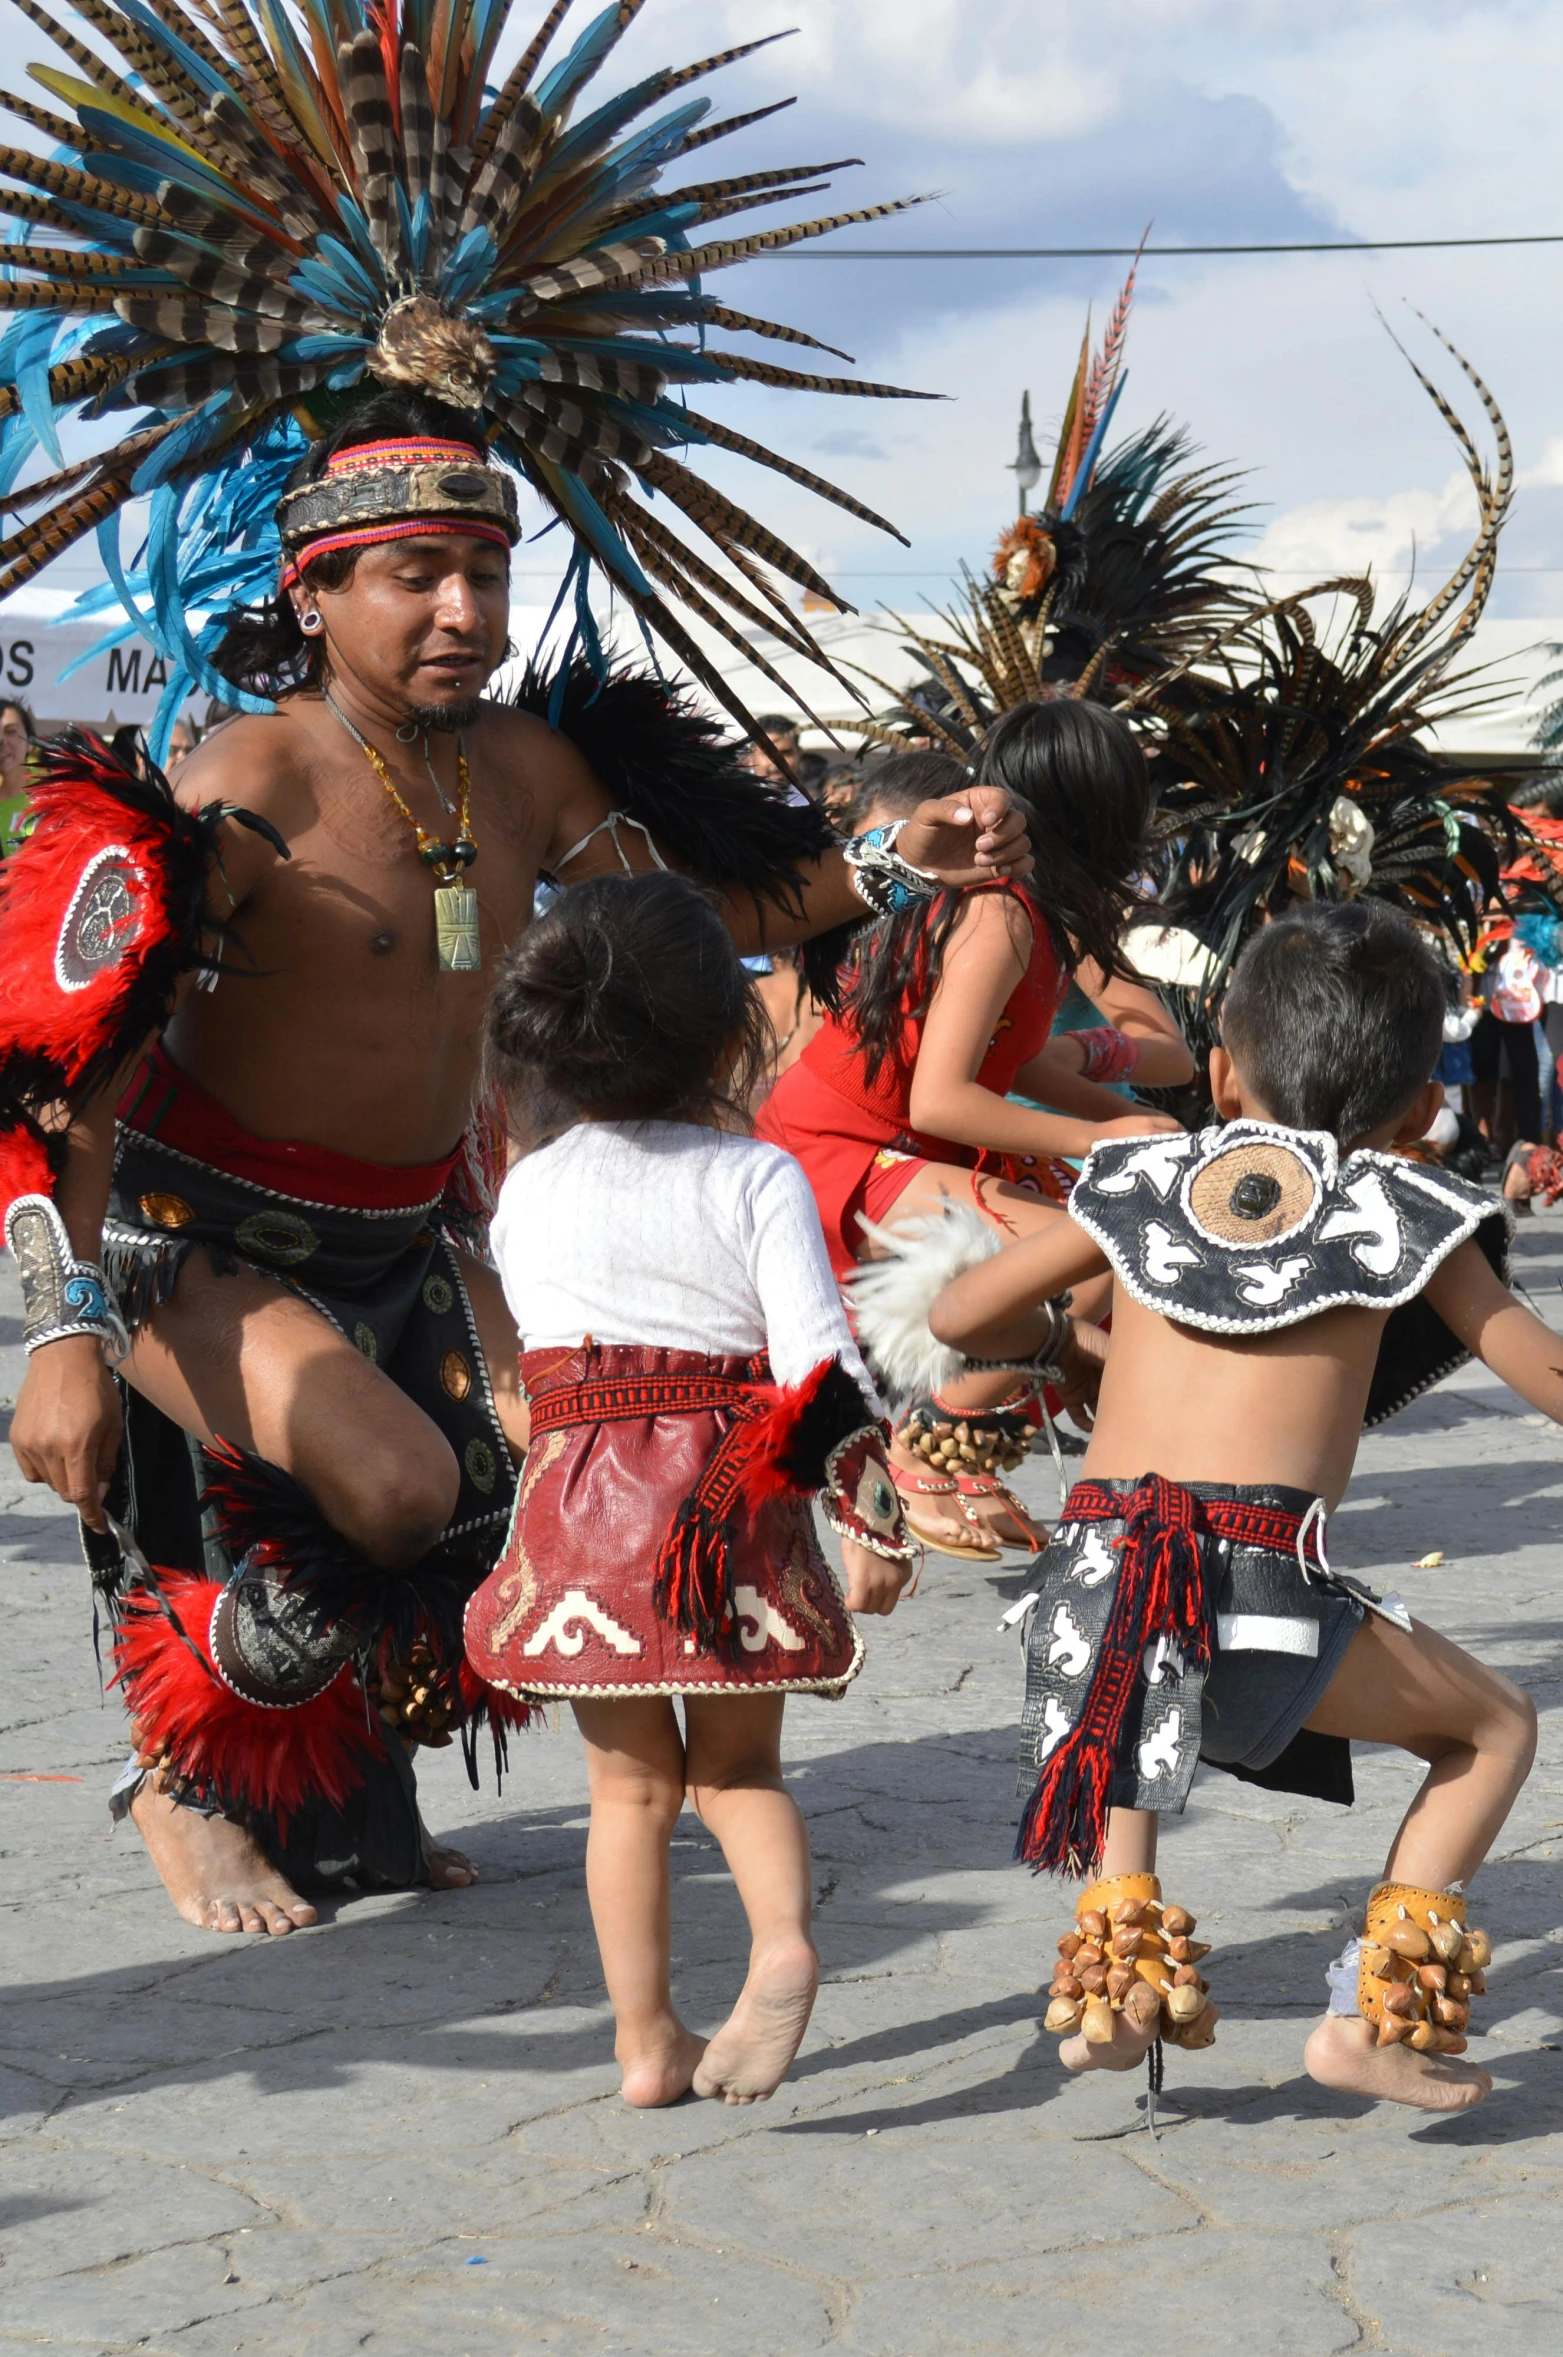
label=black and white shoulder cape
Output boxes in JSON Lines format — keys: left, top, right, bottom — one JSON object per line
{"left": 1072, "top": 1120, "right": 1510, "bottom": 1426}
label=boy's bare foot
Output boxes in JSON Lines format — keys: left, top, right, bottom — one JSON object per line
{"left": 693, "top": 1937, "right": 820, "bottom": 2104}
{"left": 128, "top": 1777, "right": 318, "bottom": 1936}
{"left": 618, "top": 2023, "right": 708, "bottom": 2109}
{"left": 1058, "top": 2006, "right": 1160, "bottom": 2075}
{"left": 419, "top": 1813, "right": 477, "bottom": 1888}
{"left": 1304, "top": 2013, "right": 1493, "bottom": 2111}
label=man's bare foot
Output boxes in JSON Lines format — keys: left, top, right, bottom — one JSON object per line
{"left": 1058, "top": 2006, "right": 1159, "bottom": 2075}
{"left": 129, "top": 1777, "right": 317, "bottom": 1936}
{"left": 618, "top": 2022, "right": 708, "bottom": 2109}
{"left": 419, "top": 1813, "right": 477, "bottom": 1889}
{"left": 1304, "top": 2013, "right": 1493, "bottom": 2111}
{"left": 693, "top": 1937, "right": 819, "bottom": 2104}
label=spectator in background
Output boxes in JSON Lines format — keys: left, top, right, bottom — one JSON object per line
{"left": 164, "top": 714, "right": 199, "bottom": 774}
{"left": 741, "top": 713, "right": 801, "bottom": 787}
{"left": 0, "top": 699, "right": 36, "bottom": 855}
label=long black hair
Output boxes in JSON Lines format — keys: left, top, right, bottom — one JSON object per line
{"left": 841, "top": 700, "right": 1155, "bottom": 1079}
{"left": 209, "top": 388, "right": 495, "bottom": 701}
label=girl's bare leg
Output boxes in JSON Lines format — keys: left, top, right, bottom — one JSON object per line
{"left": 571, "top": 1697, "right": 706, "bottom": 2108}
{"left": 860, "top": 1166, "right": 1109, "bottom": 1550}
{"left": 683, "top": 1695, "right": 819, "bottom": 2104}
{"left": 1301, "top": 1616, "right": 1537, "bottom": 2111}
{"left": 1058, "top": 1809, "right": 1163, "bottom": 2075}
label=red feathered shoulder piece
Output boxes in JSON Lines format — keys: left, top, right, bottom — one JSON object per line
{"left": 0, "top": 727, "right": 284, "bottom": 1213}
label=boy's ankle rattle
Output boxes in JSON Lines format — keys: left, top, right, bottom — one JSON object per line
{"left": 1045, "top": 1872, "right": 1217, "bottom": 2051}
{"left": 1351, "top": 1882, "right": 1491, "bottom": 2052}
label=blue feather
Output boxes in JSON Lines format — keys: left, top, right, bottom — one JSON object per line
{"left": 288, "top": 258, "right": 374, "bottom": 318}
{"left": 314, "top": 233, "right": 384, "bottom": 309}
{"left": 535, "top": 5, "right": 628, "bottom": 121}
{"left": 333, "top": 198, "right": 391, "bottom": 285}
{"left": 1060, "top": 373, "right": 1128, "bottom": 520}
{"left": 12, "top": 314, "right": 69, "bottom": 468}
{"left": 440, "top": 226, "right": 499, "bottom": 307}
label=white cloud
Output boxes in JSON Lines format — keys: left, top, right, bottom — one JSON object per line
{"left": 1519, "top": 439, "right": 1563, "bottom": 491}
{"left": 1251, "top": 469, "right": 1478, "bottom": 584}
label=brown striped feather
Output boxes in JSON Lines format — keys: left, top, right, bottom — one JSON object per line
{"left": 635, "top": 448, "right": 844, "bottom": 607}
{"left": 0, "top": 145, "right": 162, "bottom": 226}
{"left": 616, "top": 497, "right": 833, "bottom": 670}
{"left": 677, "top": 99, "right": 797, "bottom": 156}
{"left": 6, "top": 0, "right": 140, "bottom": 107}
{"left": 0, "top": 416, "right": 187, "bottom": 509}
{"left": 701, "top": 349, "right": 939, "bottom": 401}
{"left": 613, "top": 509, "right": 832, "bottom": 719}
{"left": 0, "top": 474, "right": 134, "bottom": 598}
{"left": 468, "top": 0, "right": 571, "bottom": 176}
{"left": 338, "top": 32, "right": 405, "bottom": 271}
{"left": 688, "top": 302, "right": 855, "bottom": 364}
{"left": 588, "top": 194, "right": 935, "bottom": 295}
{"left": 0, "top": 90, "right": 78, "bottom": 146}
{"left": 677, "top": 408, "right": 908, "bottom": 542}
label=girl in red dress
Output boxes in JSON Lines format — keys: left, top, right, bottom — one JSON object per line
{"left": 758, "top": 707, "right": 1193, "bottom": 1558}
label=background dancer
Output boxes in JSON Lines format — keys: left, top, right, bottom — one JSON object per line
{"left": 759, "top": 706, "right": 1192, "bottom": 1560}
{"left": 466, "top": 874, "right": 915, "bottom": 2108}
{"left": 925, "top": 904, "right": 1541, "bottom": 2112}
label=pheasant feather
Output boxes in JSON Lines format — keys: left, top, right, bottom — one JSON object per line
{"left": 0, "top": 0, "right": 931, "bottom": 744}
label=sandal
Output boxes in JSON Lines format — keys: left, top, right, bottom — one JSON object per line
{"left": 890, "top": 1466, "right": 1003, "bottom": 1563}
{"left": 952, "top": 1470, "right": 1050, "bottom": 1553}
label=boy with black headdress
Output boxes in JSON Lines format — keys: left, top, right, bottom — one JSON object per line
{"left": 864, "top": 902, "right": 1544, "bottom": 2110}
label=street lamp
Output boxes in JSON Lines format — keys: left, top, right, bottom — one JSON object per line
{"left": 1009, "top": 391, "right": 1043, "bottom": 516}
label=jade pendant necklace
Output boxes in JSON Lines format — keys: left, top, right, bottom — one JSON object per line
{"left": 326, "top": 692, "right": 481, "bottom": 972}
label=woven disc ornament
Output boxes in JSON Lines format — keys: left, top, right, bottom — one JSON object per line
{"left": 1185, "top": 1138, "right": 1319, "bottom": 1246}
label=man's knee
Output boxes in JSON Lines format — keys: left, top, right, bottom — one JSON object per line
{"left": 338, "top": 1434, "right": 461, "bottom": 1566}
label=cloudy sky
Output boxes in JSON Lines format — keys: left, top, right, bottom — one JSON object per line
{"left": 7, "top": 0, "right": 1563, "bottom": 651}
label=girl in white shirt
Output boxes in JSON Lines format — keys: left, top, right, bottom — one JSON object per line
{"left": 465, "top": 873, "right": 915, "bottom": 2111}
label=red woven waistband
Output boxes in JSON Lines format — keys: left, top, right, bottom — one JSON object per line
{"left": 1062, "top": 1476, "right": 1316, "bottom": 1561}
{"left": 527, "top": 1362, "right": 769, "bottom": 1435}
{"left": 118, "top": 1045, "right": 460, "bottom": 1211}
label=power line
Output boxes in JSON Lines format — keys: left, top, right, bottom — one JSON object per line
{"left": 764, "top": 234, "right": 1563, "bottom": 259}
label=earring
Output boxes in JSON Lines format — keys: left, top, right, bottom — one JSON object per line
{"left": 299, "top": 610, "right": 323, "bottom": 634}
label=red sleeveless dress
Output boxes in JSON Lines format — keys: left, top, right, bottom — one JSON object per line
{"left": 756, "top": 883, "right": 1071, "bottom": 1273}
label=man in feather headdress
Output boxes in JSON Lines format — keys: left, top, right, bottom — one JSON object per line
{"left": 3, "top": 383, "right": 1027, "bottom": 1934}
{"left": 0, "top": 0, "right": 1032, "bottom": 1933}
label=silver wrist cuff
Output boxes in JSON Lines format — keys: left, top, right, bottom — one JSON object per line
{"left": 965, "top": 1293, "right": 1073, "bottom": 1381}
{"left": 5, "top": 1193, "right": 129, "bottom": 1364}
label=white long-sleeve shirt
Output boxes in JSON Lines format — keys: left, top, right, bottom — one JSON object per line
{"left": 489, "top": 1121, "right": 877, "bottom": 1401}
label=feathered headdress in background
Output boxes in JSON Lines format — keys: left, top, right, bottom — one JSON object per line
{"left": 1142, "top": 320, "right": 1537, "bottom": 1032}
{"left": 0, "top": 0, "right": 934, "bottom": 754}
{"left": 834, "top": 254, "right": 1255, "bottom": 754}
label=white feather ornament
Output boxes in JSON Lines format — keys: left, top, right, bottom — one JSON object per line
{"left": 845, "top": 1201, "right": 1002, "bottom": 1403}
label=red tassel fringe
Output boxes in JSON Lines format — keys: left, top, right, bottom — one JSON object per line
{"left": 1017, "top": 1475, "right": 1211, "bottom": 1878}
{"left": 113, "top": 1572, "right": 380, "bottom": 1827}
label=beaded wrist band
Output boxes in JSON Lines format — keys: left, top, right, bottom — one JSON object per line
{"left": 843, "top": 822, "right": 942, "bottom": 919}
{"left": 1072, "top": 1025, "right": 1142, "bottom": 1085}
{"left": 5, "top": 1193, "right": 128, "bottom": 1363}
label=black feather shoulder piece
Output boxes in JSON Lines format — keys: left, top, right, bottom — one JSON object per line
{"left": 521, "top": 657, "right": 836, "bottom": 919}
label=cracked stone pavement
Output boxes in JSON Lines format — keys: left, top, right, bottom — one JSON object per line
{"left": 1, "top": 1223, "right": 1562, "bottom": 2356}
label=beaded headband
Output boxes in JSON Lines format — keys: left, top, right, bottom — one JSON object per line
{"left": 277, "top": 437, "right": 521, "bottom": 589}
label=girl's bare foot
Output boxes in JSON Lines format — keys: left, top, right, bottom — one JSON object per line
{"left": 129, "top": 1777, "right": 318, "bottom": 1936}
{"left": 1304, "top": 2013, "right": 1493, "bottom": 2111}
{"left": 693, "top": 1937, "right": 820, "bottom": 2104}
{"left": 1058, "top": 2007, "right": 1159, "bottom": 2075}
{"left": 618, "top": 2022, "right": 708, "bottom": 2109}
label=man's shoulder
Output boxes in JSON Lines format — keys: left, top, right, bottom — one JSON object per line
{"left": 172, "top": 709, "right": 311, "bottom": 813}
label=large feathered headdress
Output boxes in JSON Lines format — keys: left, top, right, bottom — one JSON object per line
{"left": 834, "top": 258, "right": 1255, "bottom": 754}
{"left": 1144, "top": 321, "right": 1535, "bottom": 1028}
{"left": 0, "top": 0, "right": 933, "bottom": 753}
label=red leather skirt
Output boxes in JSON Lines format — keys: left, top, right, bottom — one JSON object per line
{"left": 464, "top": 1344, "right": 863, "bottom": 1702}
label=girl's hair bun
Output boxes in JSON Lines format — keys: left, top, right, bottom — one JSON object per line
{"left": 485, "top": 872, "right": 767, "bottom": 1134}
